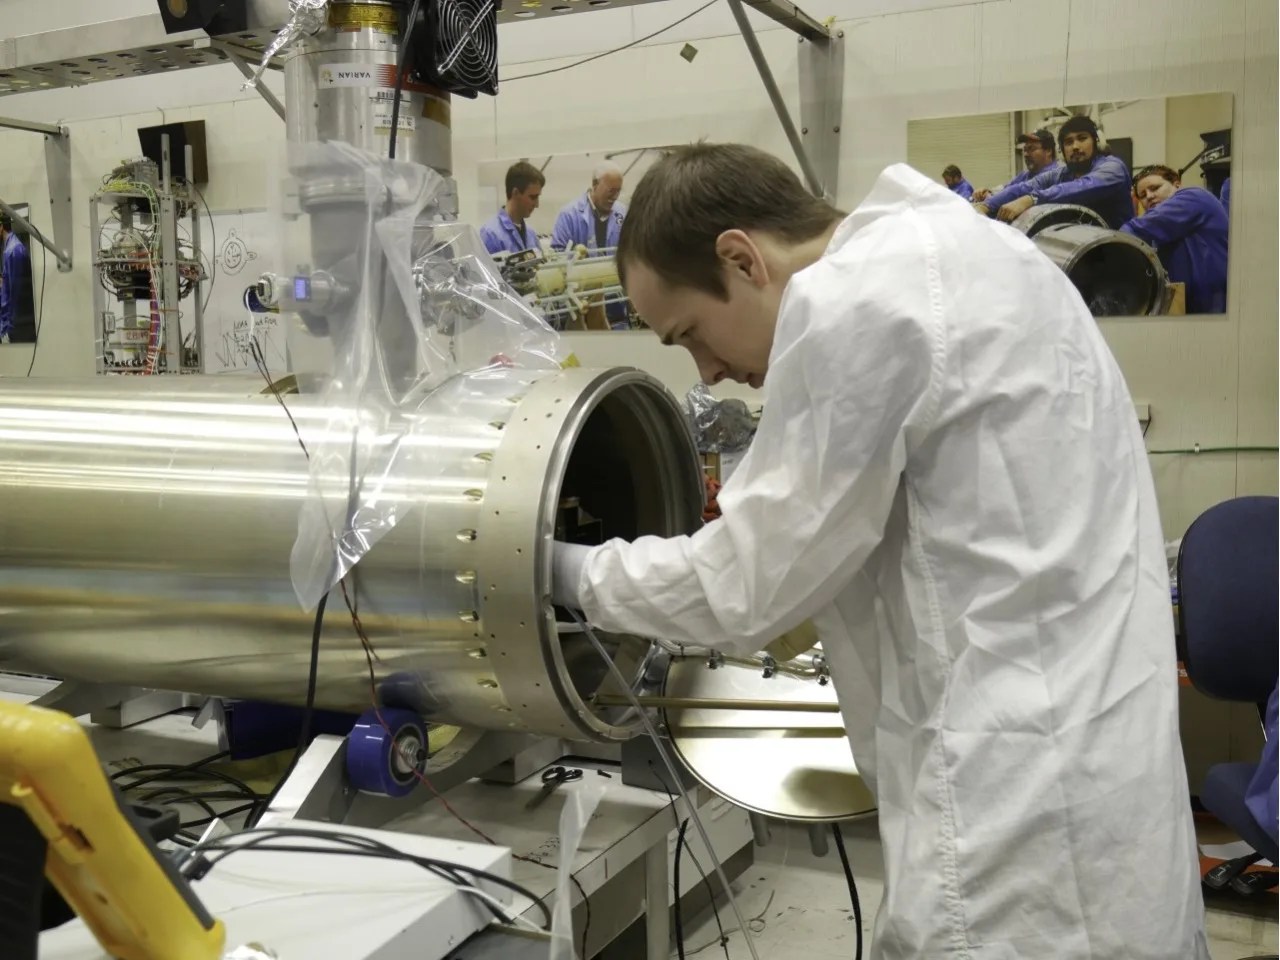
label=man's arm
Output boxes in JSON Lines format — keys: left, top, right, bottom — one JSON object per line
{"left": 573, "top": 215, "right": 945, "bottom": 655}
{"left": 1119, "top": 190, "right": 1215, "bottom": 247}
{"left": 0, "top": 248, "right": 12, "bottom": 327}
{"left": 1032, "top": 155, "right": 1129, "bottom": 207}
{"left": 478, "top": 220, "right": 506, "bottom": 255}
{"left": 981, "top": 167, "right": 1058, "bottom": 216}
{"left": 550, "top": 207, "right": 577, "bottom": 251}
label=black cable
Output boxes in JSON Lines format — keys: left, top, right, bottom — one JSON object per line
{"left": 178, "top": 801, "right": 274, "bottom": 832}
{"left": 503, "top": 0, "right": 720, "bottom": 83}
{"left": 574, "top": 872, "right": 592, "bottom": 960}
{"left": 510, "top": 852, "right": 591, "bottom": 957}
{"left": 113, "top": 763, "right": 261, "bottom": 803}
{"left": 831, "top": 824, "right": 862, "bottom": 960}
{"left": 204, "top": 842, "right": 509, "bottom": 924}
{"left": 190, "top": 180, "right": 216, "bottom": 306}
{"left": 138, "top": 788, "right": 264, "bottom": 808}
{"left": 246, "top": 591, "right": 329, "bottom": 827}
{"left": 188, "top": 828, "right": 553, "bottom": 929}
{"left": 137, "top": 789, "right": 219, "bottom": 822}
{"left": 650, "top": 761, "right": 730, "bottom": 957}
{"left": 108, "top": 749, "right": 227, "bottom": 786}
{"left": 389, "top": 0, "right": 424, "bottom": 160}
{"left": 24, "top": 207, "right": 47, "bottom": 376}
{"left": 675, "top": 818, "right": 690, "bottom": 960}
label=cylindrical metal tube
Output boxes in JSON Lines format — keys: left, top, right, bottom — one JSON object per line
{"left": 1030, "top": 223, "right": 1168, "bottom": 316}
{"left": 1010, "top": 202, "right": 1107, "bottom": 238}
{"left": 283, "top": 2, "right": 453, "bottom": 177}
{"left": 0, "top": 367, "right": 703, "bottom": 742}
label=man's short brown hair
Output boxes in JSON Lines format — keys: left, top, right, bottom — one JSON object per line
{"left": 1133, "top": 164, "right": 1179, "bottom": 189}
{"left": 616, "top": 143, "right": 841, "bottom": 300}
{"left": 505, "top": 160, "right": 545, "bottom": 199}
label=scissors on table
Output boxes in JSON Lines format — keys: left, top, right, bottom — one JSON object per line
{"left": 524, "top": 765, "right": 584, "bottom": 810}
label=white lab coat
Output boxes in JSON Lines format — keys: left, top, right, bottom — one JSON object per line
{"left": 577, "top": 164, "right": 1209, "bottom": 958}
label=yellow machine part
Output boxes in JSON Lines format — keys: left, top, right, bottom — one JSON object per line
{"left": 0, "top": 700, "right": 226, "bottom": 960}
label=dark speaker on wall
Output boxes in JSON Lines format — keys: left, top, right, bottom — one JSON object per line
{"left": 137, "top": 120, "right": 209, "bottom": 184}
{"left": 155, "top": 0, "right": 248, "bottom": 35}
{"left": 1106, "top": 137, "right": 1134, "bottom": 173}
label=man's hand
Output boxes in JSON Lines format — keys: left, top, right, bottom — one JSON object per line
{"left": 997, "top": 195, "right": 1036, "bottom": 223}
{"left": 972, "top": 187, "right": 992, "bottom": 202}
{"left": 970, "top": 202, "right": 991, "bottom": 217}
{"left": 552, "top": 542, "right": 593, "bottom": 608}
{"left": 764, "top": 620, "right": 819, "bottom": 662}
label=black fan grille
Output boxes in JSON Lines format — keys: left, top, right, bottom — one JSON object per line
{"left": 429, "top": 0, "right": 499, "bottom": 97}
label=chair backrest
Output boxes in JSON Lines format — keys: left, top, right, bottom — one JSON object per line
{"left": 1178, "top": 496, "right": 1279, "bottom": 703}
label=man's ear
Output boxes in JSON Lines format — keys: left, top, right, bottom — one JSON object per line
{"left": 714, "top": 229, "right": 769, "bottom": 289}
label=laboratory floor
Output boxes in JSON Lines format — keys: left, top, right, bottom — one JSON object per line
{"left": 675, "top": 818, "right": 1279, "bottom": 960}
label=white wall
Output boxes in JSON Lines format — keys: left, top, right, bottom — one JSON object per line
{"left": 0, "top": 0, "right": 1273, "bottom": 536}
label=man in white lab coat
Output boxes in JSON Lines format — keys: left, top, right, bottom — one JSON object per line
{"left": 553, "top": 144, "right": 1209, "bottom": 958}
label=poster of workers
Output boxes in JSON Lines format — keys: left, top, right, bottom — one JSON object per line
{"left": 908, "top": 95, "right": 1232, "bottom": 317}
{"left": 0, "top": 201, "right": 39, "bottom": 345}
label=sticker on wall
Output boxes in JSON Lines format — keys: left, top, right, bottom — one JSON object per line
{"left": 217, "top": 228, "right": 259, "bottom": 277}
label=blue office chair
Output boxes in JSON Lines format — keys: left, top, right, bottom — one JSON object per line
{"left": 1177, "top": 495, "right": 1279, "bottom": 895}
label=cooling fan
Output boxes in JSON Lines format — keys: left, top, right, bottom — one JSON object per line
{"left": 411, "top": 0, "right": 501, "bottom": 98}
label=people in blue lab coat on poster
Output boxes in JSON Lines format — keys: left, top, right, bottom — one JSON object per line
{"left": 976, "top": 116, "right": 1135, "bottom": 229}
{"left": 479, "top": 161, "right": 545, "bottom": 257}
{"left": 942, "top": 165, "right": 974, "bottom": 200}
{"left": 973, "top": 129, "right": 1064, "bottom": 204}
{"left": 1121, "top": 164, "right": 1229, "bottom": 314}
{"left": 0, "top": 213, "right": 33, "bottom": 344}
{"left": 552, "top": 162, "right": 629, "bottom": 328}
{"left": 552, "top": 162, "right": 628, "bottom": 254}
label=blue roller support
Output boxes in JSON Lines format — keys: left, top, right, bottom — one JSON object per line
{"left": 346, "top": 708, "right": 427, "bottom": 798}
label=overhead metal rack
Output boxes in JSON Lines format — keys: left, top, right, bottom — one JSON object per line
{"left": 0, "top": 0, "right": 680, "bottom": 97}
{"left": 0, "top": 0, "right": 833, "bottom": 98}
{"left": 0, "top": 0, "right": 843, "bottom": 264}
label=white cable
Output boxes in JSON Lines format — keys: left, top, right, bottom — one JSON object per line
{"left": 456, "top": 883, "right": 545, "bottom": 935}
{"left": 569, "top": 608, "right": 762, "bottom": 960}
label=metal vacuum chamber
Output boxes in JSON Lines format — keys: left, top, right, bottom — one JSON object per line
{"left": 0, "top": 367, "right": 703, "bottom": 742}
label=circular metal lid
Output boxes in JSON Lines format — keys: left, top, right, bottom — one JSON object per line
{"left": 1011, "top": 201, "right": 1107, "bottom": 237}
{"left": 662, "top": 653, "right": 876, "bottom": 822}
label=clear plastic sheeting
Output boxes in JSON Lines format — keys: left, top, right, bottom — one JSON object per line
{"left": 245, "top": 0, "right": 328, "bottom": 90}
{"left": 282, "top": 141, "right": 562, "bottom": 610}
{"left": 684, "top": 383, "right": 756, "bottom": 454}
{"left": 549, "top": 779, "right": 607, "bottom": 960}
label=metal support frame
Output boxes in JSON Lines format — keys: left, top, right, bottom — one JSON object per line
{"left": 158, "top": 136, "right": 183, "bottom": 374}
{"left": 727, "top": 0, "right": 844, "bottom": 202}
{"left": 0, "top": 115, "right": 62, "bottom": 137}
{"left": 92, "top": 138, "right": 206, "bottom": 374}
{"left": 644, "top": 839, "right": 671, "bottom": 960}
{"left": 214, "top": 41, "right": 287, "bottom": 121}
{"left": 0, "top": 118, "right": 73, "bottom": 272}
{"left": 738, "top": 0, "right": 831, "bottom": 42}
{"left": 29, "top": 681, "right": 187, "bottom": 728}
{"left": 797, "top": 28, "right": 844, "bottom": 203}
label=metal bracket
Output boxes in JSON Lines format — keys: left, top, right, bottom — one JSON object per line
{"left": 213, "top": 41, "right": 287, "bottom": 121}
{"left": 29, "top": 681, "right": 185, "bottom": 727}
{"left": 257, "top": 728, "right": 542, "bottom": 830}
{"left": 0, "top": 117, "right": 73, "bottom": 271}
{"left": 798, "top": 29, "right": 845, "bottom": 203}
{"left": 726, "top": 0, "right": 844, "bottom": 202}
